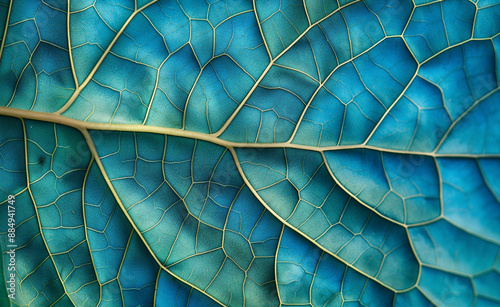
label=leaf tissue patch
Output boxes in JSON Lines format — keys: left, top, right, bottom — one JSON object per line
{"left": 0, "top": 0, "right": 499, "bottom": 306}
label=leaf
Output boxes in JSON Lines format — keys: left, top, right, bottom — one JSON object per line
{"left": 1, "top": 0, "right": 499, "bottom": 306}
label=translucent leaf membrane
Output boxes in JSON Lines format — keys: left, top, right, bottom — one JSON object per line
{"left": 63, "top": 0, "right": 270, "bottom": 129}
{"left": 1, "top": 117, "right": 500, "bottom": 305}
{"left": 0, "top": 116, "right": 25, "bottom": 200}
{"left": 0, "top": 0, "right": 8, "bottom": 49}
{"left": 324, "top": 149, "right": 440, "bottom": 224}
{"left": 437, "top": 158, "right": 500, "bottom": 243}
{"left": 369, "top": 39, "right": 498, "bottom": 151}
{"left": 236, "top": 147, "right": 420, "bottom": 290}
{"left": 1, "top": 0, "right": 500, "bottom": 305}
{"left": 404, "top": 0, "right": 476, "bottom": 62}
{"left": 25, "top": 120, "right": 99, "bottom": 305}
{"left": 69, "top": 0, "right": 136, "bottom": 85}
{"left": 0, "top": 117, "right": 98, "bottom": 306}
{"left": 89, "top": 130, "right": 283, "bottom": 306}
{"left": 222, "top": 8, "right": 418, "bottom": 145}
{"left": 0, "top": 0, "right": 75, "bottom": 112}
{"left": 86, "top": 161, "right": 221, "bottom": 307}
{"left": 1, "top": 118, "right": 285, "bottom": 306}
{"left": 276, "top": 227, "right": 397, "bottom": 306}
{"left": 437, "top": 91, "right": 500, "bottom": 154}
{"left": 0, "top": 0, "right": 497, "bottom": 154}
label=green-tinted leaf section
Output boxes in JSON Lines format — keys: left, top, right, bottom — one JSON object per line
{"left": 364, "top": 0, "right": 413, "bottom": 36}
{"left": 212, "top": 10, "right": 269, "bottom": 79}
{"left": 0, "top": 1, "right": 75, "bottom": 112}
{"left": 1, "top": 191, "right": 67, "bottom": 306}
{"left": 144, "top": 8, "right": 270, "bottom": 129}
{"left": 85, "top": 162, "right": 221, "bottom": 306}
{"left": 206, "top": 0, "right": 255, "bottom": 26}
{"left": 473, "top": 271, "right": 500, "bottom": 303}
{"left": 0, "top": 116, "right": 26, "bottom": 200}
{"left": 144, "top": 45, "right": 200, "bottom": 128}
{"left": 394, "top": 289, "right": 434, "bottom": 307}
{"left": 222, "top": 187, "right": 282, "bottom": 307}
{"left": 139, "top": 1, "right": 189, "bottom": 52}
{"left": 0, "top": 116, "right": 21, "bottom": 305}
{"left": 181, "top": 9, "right": 270, "bottom": 133}
{"left": 90, "top": 130, "right": 282, "bottom": 306}
{"left": 289, "top": 38, "right": 417, "bottom": 147}
{"left": 118, "top": 233, "right": 157, "bottom": 306}
{"left": 0, "top": 0, "right": 75, "bottom": 112}
{"left": 221, "top": 65, "right": 318, "bottom": 143}
{"left": 65, "top": 7, "right": 270, "bottom": 131}
{"left": 84, "top": 162, "right": 132, "bottom": 290}
{"left": 418, "top": 267, "right": 475, "bottom": 307}
{"left": 0, "top": 0, "right": 8, "bottom": 49}
{"left": 236, "top": 147, "right": 419, "bottom": 290}
{"left": 73, "top": 53, "right": 156, "bottom": 124}
{"left": 273, "top": 27, "right": 328, "bottom": 83}
{"left": 70, "top": 0, "right": 134, "bottom": 84}
{"left": 0, "top": 250, "right": 9, "bottom": 306}
{"left": 255, "top": 0, "right": 397, "bottom": 60}
{"left": 98, "top": 281, "right": 122, "bottom": 307}
{"left": 276, "top": 226, "right": 395, "bottom": 306}
{"left": 25, "top": 120, "right": 100, "bottom": 305}
{"left": 109, "top": 12, "right": 169, "bottom": 68}
{"left": 0, "top": 116, "right": 90, "bottom": 305}
{"left": 223, "top": 9, "right": 407, "bottom": 145}
{"left": 324, "top": 149, "right": 440, "bottom": 224}
{"left": 0, "top": 116, "right": 227, "bottom": 306}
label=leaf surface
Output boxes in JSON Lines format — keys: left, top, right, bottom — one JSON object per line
{"left": 1, "top": 0, "right": 500, "bottom": 306}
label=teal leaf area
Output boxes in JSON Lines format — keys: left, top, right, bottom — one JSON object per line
{"left": 1, "top": 0, "right": 499, "bottom": 306}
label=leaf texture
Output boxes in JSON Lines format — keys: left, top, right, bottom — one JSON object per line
{"left": 0, "top": 0, "right": 499, "bottom": 306}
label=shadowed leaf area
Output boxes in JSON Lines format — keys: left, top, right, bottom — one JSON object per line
{"left": 0, "top": 0, "right": 499, "bottom": 306}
